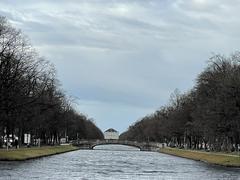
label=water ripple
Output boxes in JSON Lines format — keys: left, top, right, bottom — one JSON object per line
{"left": 0, "top": 145, "right": 239, "bottom": 180}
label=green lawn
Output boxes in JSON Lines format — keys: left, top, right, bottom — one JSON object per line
{"left": 0, "top": 145, "right": 79, "bottom": 161}
{"left": 159, "top": 147, "right": 240, "bottom": 167}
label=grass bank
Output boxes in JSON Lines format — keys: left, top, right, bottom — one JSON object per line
{"left": 0, "top": 145, "right": 79, "bottom": 161}
{"left": 159, "top": 147, "right": 240, "bottom": 167}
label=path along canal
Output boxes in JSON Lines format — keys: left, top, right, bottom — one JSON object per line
{"left": 0, "top": 145, "right": 239, "bottom": 180}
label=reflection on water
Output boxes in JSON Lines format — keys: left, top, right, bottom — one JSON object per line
{"left": 0, "top": 145, "right": 239, "bottom": 180}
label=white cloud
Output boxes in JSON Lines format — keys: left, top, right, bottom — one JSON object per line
{"left": 0, "top": 0, "right": 239, "bottom": 131}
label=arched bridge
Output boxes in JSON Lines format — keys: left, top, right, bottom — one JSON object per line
{"left": 72, "top": 139, "right": 164, "bottom": 151}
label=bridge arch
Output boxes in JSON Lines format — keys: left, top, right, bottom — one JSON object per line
{"left": 72, "top": 140, "right": 162, "bottom": 151}
{"left": 91, "top": 142, "right": 141, "bottom": 150}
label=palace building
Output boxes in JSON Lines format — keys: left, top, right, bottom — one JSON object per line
{"left": 104, "top": 128, "right": 119, "bottom": 140}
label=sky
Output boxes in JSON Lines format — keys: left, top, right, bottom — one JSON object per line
{"left": 1, "top": 0, "right": 240, "bottom": 133}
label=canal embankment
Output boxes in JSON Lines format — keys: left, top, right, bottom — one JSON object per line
{"left": 159, "top": 147, "right": 240, "bottom": 167}
{"left": 0, "top": 145, "right": 79, "bottom": 161}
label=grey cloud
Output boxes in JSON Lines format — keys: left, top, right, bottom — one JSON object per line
{"left": 1, "top": 0, "right": 239, "bottom": 131}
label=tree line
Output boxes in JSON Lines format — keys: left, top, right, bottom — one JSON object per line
{"left": 0, "top": 17, "right": 103, "bottom": 147}
{"left": 120, "top": 53, "right": 240, "bottom": 152}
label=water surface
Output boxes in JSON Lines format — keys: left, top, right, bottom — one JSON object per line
{"left": 0, "top": 145, "right": 239, "bottom": 180}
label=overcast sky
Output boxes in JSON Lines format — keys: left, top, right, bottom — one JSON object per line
{"left": 1, "top": 0, "right": 240, "bottom": 133}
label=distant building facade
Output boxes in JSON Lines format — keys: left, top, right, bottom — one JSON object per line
{"left": 104, "top": 128, "right": 119, "bottom": 140}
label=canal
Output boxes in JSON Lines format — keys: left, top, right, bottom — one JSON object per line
{"left": 0, "top": 145, "right": 239, "bottom": 180}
